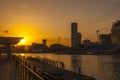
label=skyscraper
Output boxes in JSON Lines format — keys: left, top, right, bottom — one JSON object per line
{"left": 111, "top": 20, "right": 120, "bottom": 44}
{"left": 42, "top": 39, "right": 47, "bottom": 46}
{"left": 71, "top": 22, "right": 82, "bottom": 48}
{"left": 77, "top": 32, "right": 82, "bottom": 45}
{"left": 99, "top": 34, "right": 111, "bottom": 45}
{"left": 71, "top": 23, "right": 77, "bottom": 47}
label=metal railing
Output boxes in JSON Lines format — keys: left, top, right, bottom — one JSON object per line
{"left": 27, "top": 56, "right": 65, "bottom": 71}
{"left": 13, "top": 55, "right": 58, "bottom": 80}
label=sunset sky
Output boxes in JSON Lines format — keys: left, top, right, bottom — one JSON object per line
{"left": 0, "top": 0, "right": 120, "bottom": 46}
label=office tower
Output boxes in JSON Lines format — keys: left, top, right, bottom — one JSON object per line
{"left": 71, "top": 23, "right": 77, "bottom": 34}
{"left": 99, "top": 34, "right": 111, "bottom": 45}
{"left": 71, "top": 23, "right": 77, "bottom": 47}
{"left": 111, "top": 20, "right": 120, "bottom": 44}
{"left": 71, "top": 22, "right": 81, "bottom": 48}
{"left": 77, "top": 32, "right": 82, "bottom": 45}
{"left": 42, "top": 39, "right": 47, "bottom": 46}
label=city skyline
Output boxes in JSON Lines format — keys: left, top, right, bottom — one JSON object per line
{"left": 0, "top": 0, "right": 120, "bottom": 46}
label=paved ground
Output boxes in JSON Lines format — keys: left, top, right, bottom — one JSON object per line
{"left": 0, "top": 55, "right": 17, "bottom": 80}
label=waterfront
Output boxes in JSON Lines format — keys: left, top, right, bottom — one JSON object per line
{"left": 16, "top": 53, "right": 120, "bottom": 80}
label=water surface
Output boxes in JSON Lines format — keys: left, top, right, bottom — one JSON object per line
{"left": 15, "top": 53, "right": 120, "bottom": 80}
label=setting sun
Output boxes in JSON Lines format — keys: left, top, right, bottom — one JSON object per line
{"left": 20, "top": 39, "right": 26, "bottom": 43}
{"left": 18, "top": 38, "right": 26, "bottom": 45}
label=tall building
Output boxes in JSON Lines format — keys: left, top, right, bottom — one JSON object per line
{"left": 77, "top": 32, "right": 82, "bottom": 45}
{"left": 111, "top": 20, "right": 120, "bottom": 44}
{"left": 99, "top": 34, "right": 111, "bottom": 45}
{"left": 71, "top": 23, "right": 77, "bottom": 47}
{"left": 42, "top": 39, "right": 47, "bottom": 46}
{"left": 71, "top": 22, "right": 82, "bottom": 48}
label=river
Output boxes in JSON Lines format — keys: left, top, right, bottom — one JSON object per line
{"left": 15, "top": 53, "right": 120, "bottom": 80}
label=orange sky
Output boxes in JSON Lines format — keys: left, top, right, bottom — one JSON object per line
{"left": 0, "top": 0, "right": 120, "bottom": 46}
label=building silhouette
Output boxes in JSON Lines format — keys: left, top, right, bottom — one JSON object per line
{"left": 31, "top": 39, "right": 48, "bottom": 53}
{"left": 83, "top": 39, "right": 91, "bottom": 45}
{"left": 99, "top": 34, "right": 111, "bottom": 45}
{"left": 71, "top": 22, "right": 82, "bottom": 48}
{"left": 77, "top": 32, "right": 82, "bottom": 45}
{"left": 42, "top": 39, "right": 47, "bottom": 46}
{"left": 111, "top": 20, "right": 120, "bottom": 44}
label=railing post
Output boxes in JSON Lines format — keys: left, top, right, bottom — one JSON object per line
{"left": 22, "top": 58, "right": 24, "bottom": 80}
{"left": 28, "top": 63, "right": 31, "bottom": 80}
{"left": 23, "top": 57, "right": 26, "bottom": 80}
{"left": 61, "top": 62, "right": 65, "bottom": 70}
{"left": 33, "top": 66, "right": 36, "bottom": 72}
{"left": 21, "top": 58, "right": 23, "bottom": 80}
{"left": 79, "top": 67, "right": 81, "bottom": 74}
{"left": 56, "top": 61, "right": 59, "bottom": 68}
{"left": 25, "top": 62, "right": 27, "bottom": 80}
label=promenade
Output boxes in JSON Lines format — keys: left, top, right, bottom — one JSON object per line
{"left": 0, "top": 55, "right": 95, "bottom": 80}
{"left": 0, "top": 55, "right": 17, "bottom": 80}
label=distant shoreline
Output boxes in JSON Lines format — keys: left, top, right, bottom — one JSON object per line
{"left": 12, "top": 52, "right": 120, "bottom": 55}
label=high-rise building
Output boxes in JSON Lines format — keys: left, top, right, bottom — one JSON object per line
{"left": 77, "top": 32, "right": 82, "bottom": 45}
{"left": 71, "top": 23, "right": 77, "bottom": 34}
{"left": 99, "top": 34, "right": 111, "bottom": 45}
{"left": 71, "top": 23, "right": 77, "bottom": 47}
{"left": 42, "top": 39, "right": 47, "bottom": 46}
{"left": 111, "top": 20, "right": 120, "bottom": 44}
{"left": 71, "top": 22, "right": 82, "bottom": 48}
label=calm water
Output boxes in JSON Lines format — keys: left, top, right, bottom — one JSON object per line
{"left": 16, "top": 53, "right": 120, "bottom": 80}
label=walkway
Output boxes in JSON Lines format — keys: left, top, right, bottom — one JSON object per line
{"left": 0, "top": 55, "right": 17, "bottom": 80}
{"left": 0, "top": 55, "right": 96, "bottom": 80}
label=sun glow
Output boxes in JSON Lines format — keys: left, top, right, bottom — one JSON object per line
{"left": 10, "top": 24, "right": 41, "bottom": 45}
{"left": 6, "top": 24, "right": 51, "bottom": 45}
{"left": 18, "top": 38, "right": 26, "bottom": 45}
{"left": 20, "top": 39, "right": 26, "bottom": 43}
